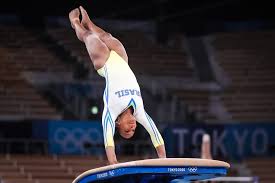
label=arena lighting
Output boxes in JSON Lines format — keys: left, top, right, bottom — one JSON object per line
{"left": 90, "top": 106, "right": 99, "bottom": 115}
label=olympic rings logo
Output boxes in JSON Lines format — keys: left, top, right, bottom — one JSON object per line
{"left": 53, "top": 127, "right": 102, "bottom": 153}
{"left": 188, "top": 167, "right": 197, "bottom": 173}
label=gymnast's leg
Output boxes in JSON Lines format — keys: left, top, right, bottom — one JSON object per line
{"left": 69, "top": 8, "right": 110, "bottom": 70}
{"left": 79, "top": 6, "right": 128, "bottom": 62}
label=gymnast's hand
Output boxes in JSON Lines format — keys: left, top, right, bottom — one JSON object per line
{"left": 156, "top": 144, "right": 166, "bottom": 159}
{"left": 105, "top": 146, "right": 119, "bottom": 165}
{"left": 109, "top": 160, "right": 119, "bottom": 165}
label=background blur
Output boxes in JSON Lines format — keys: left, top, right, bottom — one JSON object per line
{"left": 0, "top": 0, "right": 274, "bottom": 182}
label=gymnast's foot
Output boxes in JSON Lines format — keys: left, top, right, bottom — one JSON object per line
{"left": 69, "top": 8, "right": 80, "bottom": 29}
{"left": 79, "top": 6, "right": 91, "bottom": 29}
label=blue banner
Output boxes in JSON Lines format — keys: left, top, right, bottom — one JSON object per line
{"left": 163, "top": 123, "right": 275, "bottom": 160}
{"left": 33, "top": 120, "right": 275, "bottom": 158}
{"left": 48, "top": 120, "right": 103, "bottom": 155}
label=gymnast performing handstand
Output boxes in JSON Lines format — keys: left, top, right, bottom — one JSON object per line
{"left": 69, "top": 6, "right": 166, "bottom": 165}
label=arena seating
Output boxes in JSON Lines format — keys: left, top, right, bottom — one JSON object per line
{"left": 0, "top": 155, "right": 30, "bottom": 183}
{"left": 211, "top": 30, "right": 275, "bottom": 122}
{"left": 171, "top": 89, "right": 218, "bottom": 122}
{"left": 0, "top": 154, "right": 72, "bottom": 183}
{"left": 245, "top": 157, "right": 275, "bottom": 183}
{"left": 0, "top": 47, "right": 61, "bottom": 120}
{"left": 3, "top": 23, "right": 275, "bottom": 123}
{"left": 46, "top": 27, "right": 196, "bottom": 78}
{"left": 0, "top": 23, "right": 86, "bottom": 120}
{"left": 0, "top": 154, "right": 240, "bottom": 183}
{"left": 57, "top": 155, "right": 107, "bottom": 177}
{"left": 0, "top": 154, "right": 132, "bottom": 183}
{"left": 0, "top": 25, "right": 73, "bottom": 72}
{"left": 46, "top": 27, "right": 92, "bottom": 68}
{"left": 47, "top": 26, "right": 209, "bottom": 122}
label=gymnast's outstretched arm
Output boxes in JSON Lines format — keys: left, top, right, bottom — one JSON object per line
{"left": 106, "top": 147, "right": 118, "bottom": 164}
{"left": 136, "top": 110, "right": 166, "bottom": 159}
{"left": 102, "top": 105, "right": 119, "bottom": 165}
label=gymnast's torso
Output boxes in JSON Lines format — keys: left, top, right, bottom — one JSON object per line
{"left": 97, "top": 50, "right": 143, "bottom": 121}
{"left": 97, "top": 50, "right": 164, "bottom": 148}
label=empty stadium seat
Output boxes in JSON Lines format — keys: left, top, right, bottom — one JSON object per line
{"left": 47, "top": 27, "right": 196, "bottom": 78}
{"left": 245, "top": 157, "right": 275, "bottom": 182}
{"left": 0, "top": 35, "right": 62, "bottom": 120}
{"left": 210, "top": 30, "right": 275, "bottom": 122}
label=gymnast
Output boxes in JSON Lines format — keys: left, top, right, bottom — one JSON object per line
{"left": 69, "top": 6, "right": 166, "bottom": 164}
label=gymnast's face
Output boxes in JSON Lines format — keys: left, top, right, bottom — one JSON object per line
{"left": 116, "top": 109, "right": 137, "bottom": 139}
